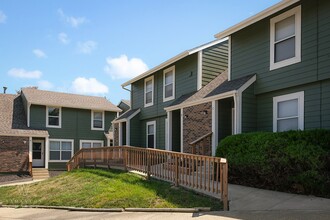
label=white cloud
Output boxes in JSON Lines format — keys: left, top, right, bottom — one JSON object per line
{"left": 8, "top": 68, "right": 42, "bottom": 79}
{"left": 33, "top": 49, "right": 47, "bottom": 58}
{"left": 70, "top": 77, "right": 108, "bottom": 95}
{"left": 37, "top": 80, "right": 54, "bottom": 90}
{"left": 58, "top": 32, "right": 70, "bottom": 44}
{"left": 0, "top": 11, "right": 6, "bottom": 23}
{"left": 77, "top": 41, "right": 97, "bottom": 54}
{"left": 57, "top": 8, "right": 87, "bottom": 28}
{"left": 104, "top": 55, "right": 149, "bottom": 79}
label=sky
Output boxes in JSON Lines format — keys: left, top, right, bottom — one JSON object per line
{"left": 0, "top": 0, "right": 281, "bottom": 105}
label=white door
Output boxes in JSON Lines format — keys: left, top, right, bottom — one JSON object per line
{"left": 32, "top": 140, "right": 45, "bottom": 167}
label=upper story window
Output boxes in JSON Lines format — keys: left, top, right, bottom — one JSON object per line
{"left": 163, "top": 66, "right": 175, "bottom": 102}
{"left": 273, "top": 91, "right": 304, "bottom": 132}
{"left": 46, "top": 106, "right": 61, "bottom": 128}
{"left": 270, "top": 6, "right": 301, "bottom": 70}
{"left": 91, "top": 110, "right": 104, "bottom": 130}
{"left": 144, "top": 76, "right": 154, "bottom": 107}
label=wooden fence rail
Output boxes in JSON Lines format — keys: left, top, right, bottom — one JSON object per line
{"left": 67, "top": 146, "right": 228, "bottom": 210}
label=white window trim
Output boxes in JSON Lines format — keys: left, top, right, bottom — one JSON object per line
{"left": 146, "top": 121, "right": 156, "bottom": 149}
{"left": 49, "top": 139, "right": 74, "bottom": 162}
{"left": 46, "top": 106, "right": 62, "bottom": 128}
{"left": 270, "top": 5, "right": 301, "bottom": 71}
{"left": 144, "top": 75, "right": 154, "bottom": 107}
{"left": 91, "top": 110, "right": 105, "bottom": 131}
{"left": 79, "top": 140, "right": 104, "bottom": 149}
{"left": 273, "top": 91, "right": 304, "bottom": 132}
{"left": 163, "top": 66, "right": 175, "bottom": 102}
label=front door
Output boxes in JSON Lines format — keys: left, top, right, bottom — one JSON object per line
{"left": 32, "top": 140, "right": 45, "bottom": 167}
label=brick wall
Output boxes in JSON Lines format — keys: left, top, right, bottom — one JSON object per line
{"left": 0, "top": 136, "right": 29, "bottom": 172}
{"left": 113, "top": 123, "right": 119, "bottom": 146}
{"left": 182, "top": 102, "right": 212, "bottom": 156}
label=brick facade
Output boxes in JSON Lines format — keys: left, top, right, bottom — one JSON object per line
{"left": 0, "top": 136, "right": 29, "bottom": 173}
{"left": 182, "top": 102, "right": 212, "bottom": 156}
{"left": 113, "top": 123, "right": 119, "bottom": 146}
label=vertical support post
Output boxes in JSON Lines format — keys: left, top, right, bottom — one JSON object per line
{"left": 147, "top": 152, "right": 151, "bottom": 180}
{"left": 222, "top": 161, "right": 229, "bottom": 211}
{"left": 123, "top": 148, "right": 127, "bottom": 171}
{"left": 175, "top": 155, "right": 179, "bottom": 186}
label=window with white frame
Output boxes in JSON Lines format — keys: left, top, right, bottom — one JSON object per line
{"left": 49, "top": 139, "right": 73, "bottom": 161}
{"left": 80, "top": 140, "right": 104, "bottom": 149}
{"left": 270, "top": 6, "right": 301, "bottom": 70}
{"left": 273, "top": 91, "right": 304, "bottom": 132}
{"left": 91, "top": 111, "right": 104, "bottom": 130}
{"left": 163, "top": 66, "right": 175, "bottom": 102}
{"left": 146, "top": 121, "right": 156, "bottom": 148}
{"left": 144, "top": 76, "right": 154, "bottom": 107}
{"left": 47, "top": 107, "right": 61, "bottom": 128}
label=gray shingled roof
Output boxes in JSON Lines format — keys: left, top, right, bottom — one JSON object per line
{"left": 168, "top": 71, "right": 255, "bottom": 109}
{"left": 168, "top": 70, "right": 228, "bottom": 107}
{"left": 0, "top": 94, "right": 48, "bottom": 137}
{"left": 22, "top": 88, "right": 121, "bottom": 112}
{"left": 113, "top": 108, "right": 140, "bottom": 122}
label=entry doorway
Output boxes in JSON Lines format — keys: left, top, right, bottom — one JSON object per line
{"left": 32, "top": 140, "right": 45, "bottom": 167}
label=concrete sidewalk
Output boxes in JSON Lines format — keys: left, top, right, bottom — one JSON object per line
{"left": 229, "top": 184, "right": 330, "bottom": 211}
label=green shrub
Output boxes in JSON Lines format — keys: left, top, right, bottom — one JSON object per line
{"left": 216, "top": 129, "right": 330, "bottom": 197}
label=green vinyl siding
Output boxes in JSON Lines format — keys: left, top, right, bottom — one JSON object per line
{"left": 131, "top": 54, "right": 198, "bottom": 120}
{"left": 231, "top": 1, "right": 330, "bottom": 94}
{"left": 48, "top": 162, "right": 67, "bottom": 170}
{"left": 256, "top": 79, "right": 330, "bottom": 131}
{"left": 202, "top": 41, "right": 228, "bottom": 86}
{"left": 130, "top": 113, "right": 141, "bottom": 147}
{"left": 242, "top": 84, "right": 257, "bottom": 133}
{"left": 138, "top": 116, "right": 166, "bottom": 149}
{"left": 318, "top": 0, "right": 330, "bottom": 80}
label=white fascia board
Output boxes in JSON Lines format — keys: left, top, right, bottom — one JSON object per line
{"left": 214, "top": 0, "right": 300, "bottom": 39}
{"left": 112, "top": 109, "right": 141, "bottom": 124}
{"left": 121, "top": 38, "right": 229, "bottom": 87}
{"left": 237, "top": 75, "right": 257, "bottom": 93}
{"left": 164, "top": 90, "right": 236, "bottom": 112}
{"left": 0, "top": 132, "right": 49, "bottom": 138}
{"left": 122, "top": 51, "right": 189, "bottom": 87}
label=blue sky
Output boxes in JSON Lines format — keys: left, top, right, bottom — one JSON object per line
{"left": 0, "top": 0, "right": 281, "bottom": 104}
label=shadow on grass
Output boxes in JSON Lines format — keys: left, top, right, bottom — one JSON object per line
{"left": 76, "top": 168, "right": 222, "bottom": 210}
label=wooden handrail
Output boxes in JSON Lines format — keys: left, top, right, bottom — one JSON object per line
{"left": 189, "top": 132, "right": 213, "bottom": 145}
{"left": 66, "top": 145, "right": 229, "bottom": 210}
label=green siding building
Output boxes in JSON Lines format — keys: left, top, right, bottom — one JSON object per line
{"left": 21, "top": 88, "right": 121, "bottom": 170}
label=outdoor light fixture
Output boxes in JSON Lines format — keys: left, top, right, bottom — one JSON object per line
{"left": 201, "top": 110, "right": 208, "bottom": 115}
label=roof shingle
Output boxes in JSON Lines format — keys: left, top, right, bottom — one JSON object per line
{"left": 22, "top": 88, "right": 121, "bottom": 112}
{"left": 0, "top": 94, "right": 48, "bottom": 137}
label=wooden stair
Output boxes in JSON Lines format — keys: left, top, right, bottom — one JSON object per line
{"left": 32, "top": 168, "right": 50, "bottom": 180}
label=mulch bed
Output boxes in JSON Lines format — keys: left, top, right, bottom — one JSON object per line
{"left": 0, "top": 173, "right": 31, "bottom": 183}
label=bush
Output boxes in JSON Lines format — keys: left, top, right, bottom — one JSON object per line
{"left": 216, "top": 129, "right": 330, "bottom": 197}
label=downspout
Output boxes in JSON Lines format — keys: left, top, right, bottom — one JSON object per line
{"left": 27, "top": 103, "right": 31, "bottom": 127}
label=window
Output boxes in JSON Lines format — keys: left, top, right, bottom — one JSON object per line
{"left": 146, "top": 121, "right": 156, "bottom": 148}
{"left": 163, "top": 66, "right": 175, "bottom": 102}
{"left": 49, "top": 139, "right": 73, "bottom": 161}
{"left": 144, "top": 76, "right": 154, "bottom": 107}
{"left": 80, "top": 140, "right": 104, "bottom": 149}
{"left": 273, "top": 91, "right": 304, "bottom": 132}
{"left": 91, "top": 111, "right": 104, "bottom": 130}
{"left": 46, "top": 107, "right": 61, "bottom": 128}
{"left": 270, "top": 6, "right": 301, "bottom": 70}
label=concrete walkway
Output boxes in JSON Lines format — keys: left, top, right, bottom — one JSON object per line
{"left": 0, "top": 179, "right": 44, "bottom": 187}
{"left": 229, "top": 184, "right": 330, "bottom": 211}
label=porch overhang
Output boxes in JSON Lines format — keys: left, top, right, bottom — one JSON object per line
{"left": 165, "top": 74, "right": 256, "bottom": 112}
{"left": 112, "top": 108, "right": 140, "bottom": 124}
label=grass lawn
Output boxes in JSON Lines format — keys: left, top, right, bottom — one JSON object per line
{"left": 0, "top": 168, "right": 222, "bottom": 210}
